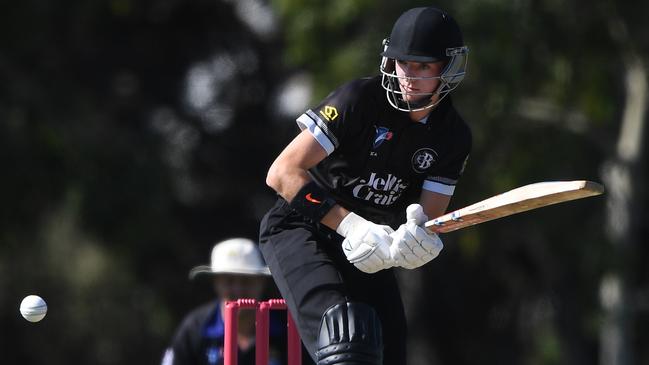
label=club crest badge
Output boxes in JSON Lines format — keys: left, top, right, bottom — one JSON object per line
{"left": 411, "top": 148, "right": 438, "bottom": 173}
{"left": 373, "top": 126, "right": 393, "bottom": 149}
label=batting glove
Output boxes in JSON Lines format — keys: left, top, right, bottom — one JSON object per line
{"left": 336, "top": 212, "right": 395, "bottom": 273}
{"left": 389, "top": 204, "right": 443, "bottom": 269}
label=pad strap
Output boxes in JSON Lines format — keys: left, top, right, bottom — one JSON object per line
{"left": 289, "top": 181, "right": 337, "bottom": 223}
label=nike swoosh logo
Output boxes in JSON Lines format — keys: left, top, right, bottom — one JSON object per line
{"left": 305, "top": 193, "right": 322, "bottom": 204}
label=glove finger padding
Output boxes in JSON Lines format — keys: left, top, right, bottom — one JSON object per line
{"left": 389, "top": 204, "right": 444, "bottom": 270}
{"left": 355, "top": 256, "right": 387, "bottom": 274}
{"left": 389, "top": 225, "right": 427, "bottom": 270}
{"left": 342, "top": 230, "right": 390, "bottom": 263}
{"left": 349, "top": 236, "right": 393, "bottom": 273}
{"left": 407, "top": 221, "right": 443, "bottom": 256}
{"left": 406, "top": 204, "right": 443, "bottom": 256}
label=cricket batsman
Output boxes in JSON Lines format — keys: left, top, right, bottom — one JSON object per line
{"left": 259, "top": 6, "right": 472, "bottom": 364}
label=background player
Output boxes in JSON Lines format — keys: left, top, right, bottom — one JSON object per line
{"left": 162, "top": 238, "right": 285, "bottom": 365}
{"left": 260, "top": 6, "right": 471, "bottom": 365}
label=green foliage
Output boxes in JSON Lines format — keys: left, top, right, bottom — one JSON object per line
{"left": 271, "top": 1, "right": 646, "bottom": 364}
{"left": 1, "top": 0, "right": 647, "bottom": 364}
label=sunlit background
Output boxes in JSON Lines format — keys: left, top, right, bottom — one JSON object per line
{"left": 1, "top": 0, "right": 647, "bottom": 364}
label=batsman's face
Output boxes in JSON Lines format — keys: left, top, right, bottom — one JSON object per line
{"left": 395, "top": 60, "right": 445, "bottom": 103}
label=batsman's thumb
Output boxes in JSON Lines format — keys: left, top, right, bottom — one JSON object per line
{"left": 406, "top": 204, "right": 428, "bottom": 225}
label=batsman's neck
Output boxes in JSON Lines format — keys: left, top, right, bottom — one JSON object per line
{"left": 408, "top": 95, "right": 439, "bottom": 122}
{"left": 409, "top": 108, "right": 433, "bottom": 123}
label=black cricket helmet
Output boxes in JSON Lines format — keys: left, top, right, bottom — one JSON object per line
{"left": 380, "top": 7, "right": 469, "bottom": 112}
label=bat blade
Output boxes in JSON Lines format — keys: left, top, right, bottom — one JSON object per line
{"left": 425, "top": 180, "right": 605, "bottom": 233}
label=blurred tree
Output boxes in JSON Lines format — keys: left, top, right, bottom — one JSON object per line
{"left": 269, "top": 0, "right": 647, "bottom": 364}
{"left": 0, "top": 0, "right": 646, "bottom": 364}
{"left": 1, "top": 0, "right": 291, "bottom": 364}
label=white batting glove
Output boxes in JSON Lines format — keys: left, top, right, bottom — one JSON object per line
{"left": 336, "top": 212, "right": 395, "bottom": 274}
{"left": 389, "top": 204, "right": 443, "bottom": 270}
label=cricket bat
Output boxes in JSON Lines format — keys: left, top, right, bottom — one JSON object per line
{"left": 425, "top": 180, "right": 605, "bottom": 233}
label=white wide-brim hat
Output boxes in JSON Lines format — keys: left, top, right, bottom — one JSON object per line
{"left": 189, "top": 237, "right": 271, "bottom": 279}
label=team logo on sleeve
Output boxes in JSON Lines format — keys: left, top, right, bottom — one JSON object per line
{"left": 411, "top": 148, "right": 438, "bottom": 173}
{"left": 319, "top": 105, "right": 339, "bottom": 121}
{"left": 373, "top": 126, "right": 393, "bottom": 149}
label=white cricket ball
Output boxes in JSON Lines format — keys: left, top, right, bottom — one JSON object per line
{"left": 20, "top": 295, "right": 48, "bottom": 322}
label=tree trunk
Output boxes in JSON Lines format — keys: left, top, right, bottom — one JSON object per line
{"left": 599, "top": 49, "right": 647, "bottom": 365}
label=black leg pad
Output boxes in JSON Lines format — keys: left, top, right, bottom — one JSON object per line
{"left": 315, "top": 302, "right": 383, "bottom": 365}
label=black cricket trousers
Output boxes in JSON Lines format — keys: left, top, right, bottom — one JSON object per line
{"left": 259, "top": 198, "right": 407, "bottom": 364}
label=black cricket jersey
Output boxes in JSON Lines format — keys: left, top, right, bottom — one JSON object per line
{"left": 296, "top": 76, "right": 471, "bottom": 227}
